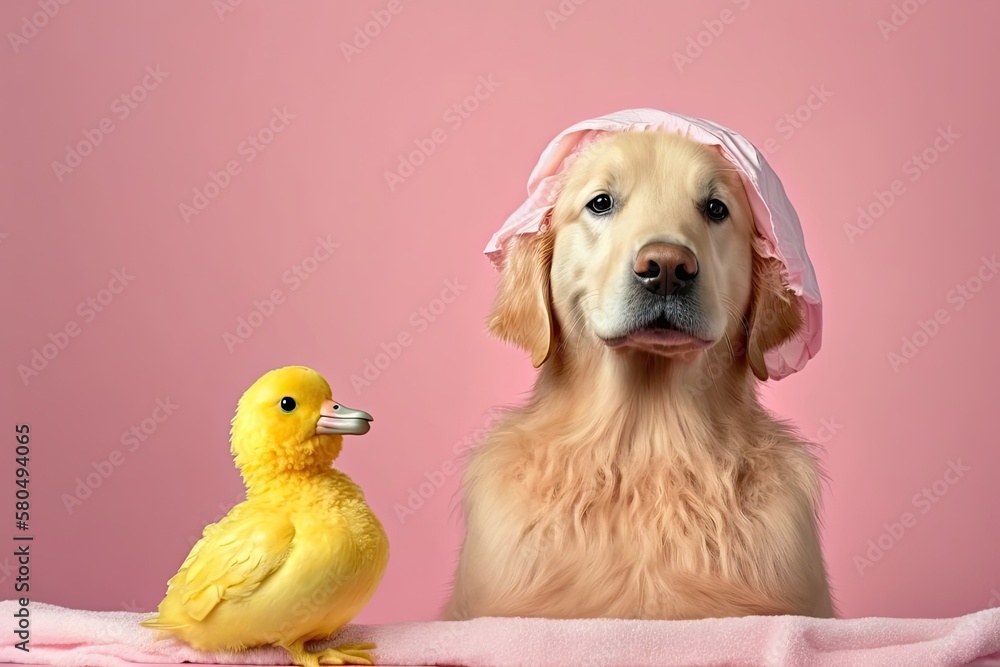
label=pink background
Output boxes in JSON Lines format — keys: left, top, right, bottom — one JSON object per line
{"left": 2, "top": 0, "right": 999, "bottom": 624}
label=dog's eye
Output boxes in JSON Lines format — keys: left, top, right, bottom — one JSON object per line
{"left": 705, "top": 199, "right": 729, "bottom": 222}
{"left": 586, "top": 194, "right": 614, "bottom": 215}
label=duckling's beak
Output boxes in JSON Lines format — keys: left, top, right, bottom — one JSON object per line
{"left": 316, "top": 400, "right": 373, "bottom": 436}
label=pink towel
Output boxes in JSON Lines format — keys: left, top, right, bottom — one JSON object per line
{"left": 2, "top": 601, "right": 999, "bottom": 667}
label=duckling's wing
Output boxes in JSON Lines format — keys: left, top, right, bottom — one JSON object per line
{"left": 164, "top": 504, "right": 295, "bottom": 623}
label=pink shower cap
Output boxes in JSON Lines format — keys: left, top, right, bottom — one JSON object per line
{"left": 484, "top": 108, "right": 822, "bottom": 380}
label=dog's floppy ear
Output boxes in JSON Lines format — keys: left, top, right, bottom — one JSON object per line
{"left": 487, "top": 231, "right": 555, "bottom": 368}
{"left": 745, "top": 250, "right": 803, "bottom": 381}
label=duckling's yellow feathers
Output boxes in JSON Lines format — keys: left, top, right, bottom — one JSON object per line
{"left": 153, "top": 503, "right": 295, "bottom": 625}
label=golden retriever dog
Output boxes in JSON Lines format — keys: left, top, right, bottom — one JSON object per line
{"left": 444, "top": 130, "right": 834, "bottom": 620}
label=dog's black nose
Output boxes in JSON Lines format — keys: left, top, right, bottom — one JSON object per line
{"left": 633, "top": 243, "right": 699, "bottom": 296}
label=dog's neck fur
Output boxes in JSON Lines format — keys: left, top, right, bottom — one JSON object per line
{"left": 522, "top": 339, "right": 771, "bottom": 468}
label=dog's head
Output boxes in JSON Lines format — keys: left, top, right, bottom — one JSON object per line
{"left": 488, "top": 131, "right": 802, "bottom": 381}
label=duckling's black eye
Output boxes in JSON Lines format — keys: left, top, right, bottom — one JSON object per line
{"left": 705, "top": 199, "right": 729, "bottom": 222}
{"left": 586, "top": 194, "right": 614, "bottom": 215}
{"left": 279, "top": 397, "right": 296, "bottom": 413}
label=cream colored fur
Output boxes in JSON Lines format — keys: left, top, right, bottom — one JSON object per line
{"left": 445, "top": 131, "right": 834, "bottom": 620}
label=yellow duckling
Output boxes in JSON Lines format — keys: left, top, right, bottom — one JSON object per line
{"left": 140, "top": 366, "right": 389, "bottom": 666}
